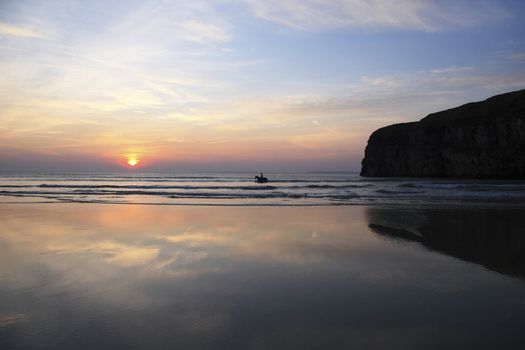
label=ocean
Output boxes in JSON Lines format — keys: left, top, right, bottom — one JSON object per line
{"left": 1, "top": 171, "right": 525, "bottom": 206}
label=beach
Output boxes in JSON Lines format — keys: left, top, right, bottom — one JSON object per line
{"left": 2, "top": 1, "right": 524, "bottom": 348}
{"left": 1, "top": 202, "right": 524, "bottom": 349}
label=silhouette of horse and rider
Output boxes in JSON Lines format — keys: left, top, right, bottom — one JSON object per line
{"left": 255, "top": 172, "right": 268, "bottom": 183}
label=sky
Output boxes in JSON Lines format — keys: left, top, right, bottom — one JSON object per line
{"left": 0, "top": 0, "right": 524, "bottom": 172}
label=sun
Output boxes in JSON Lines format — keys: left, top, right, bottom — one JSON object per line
{"left": 127, "top": 157, "right": 139, "bottom": 167}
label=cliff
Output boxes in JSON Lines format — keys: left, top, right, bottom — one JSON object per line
{"left": 360, "top": 89, "right": 525, "bottom": 178}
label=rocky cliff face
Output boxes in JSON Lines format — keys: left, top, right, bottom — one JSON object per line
{"left": 361, "top": 89, "right": 525, "bottom": 178}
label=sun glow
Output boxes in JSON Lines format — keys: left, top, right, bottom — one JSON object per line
{"left": 127, "top": 157, "right": 139, "bottom": 167}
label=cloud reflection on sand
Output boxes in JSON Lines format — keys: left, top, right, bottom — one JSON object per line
{"left": 1, "top": 204, "right": 525, "bottom": 349}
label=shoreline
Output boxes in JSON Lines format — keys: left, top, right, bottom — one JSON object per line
{"left": 2, "top": 199, "right": 525, "bottom": 209}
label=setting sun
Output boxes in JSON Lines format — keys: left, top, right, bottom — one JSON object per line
{"left": 127, "top": 158, "right": 139, "bottom": 167}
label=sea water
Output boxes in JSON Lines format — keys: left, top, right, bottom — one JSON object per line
{"left": 1, "top": 171, "right": 524, "bottom": 206}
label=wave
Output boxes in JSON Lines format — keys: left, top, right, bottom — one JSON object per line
{"left": 375, "top": 189, "right": 425, "bottom": 194}
{"left": 0, "top": 189, "right": 352, "bottom": 200}
{"left": 397, "top": 182, "right": 525, "bottom": 192}
{"left": 2, "top": 172, "right": 525, "bottom": 207}
{"left": 0, "top": 178, "right": 359, "bottom": 184}
{"left": 0, "top": 183, "right": 370, "bottom": 191}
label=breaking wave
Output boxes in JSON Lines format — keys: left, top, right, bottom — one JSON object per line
{"left": 1, "top": 172, "right": 524, "bottom": 206}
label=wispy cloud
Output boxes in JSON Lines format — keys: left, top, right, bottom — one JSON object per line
{"left": 0, "top": 1, "right": 239, "bottom": 119}
{"left": 244, "top": 0, "right": 509, "bottom": 32}
{"left": 176, "top": 20, "right": 232, "bottom": 44}
{"left": 0, "top": 21, "right": 45, "bottom": 38}
{"left": 359, "top": 66, "right": 525, "bottom": 95}
{"left": 503, "top": 52, "right": 525, "bottom": 61}
{"left": 109, "top": 1, "right": 233, "bottom": 45}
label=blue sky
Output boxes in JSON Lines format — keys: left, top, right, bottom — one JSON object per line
{"left": 0, "top": 0, "right": 524, "bottom": 171}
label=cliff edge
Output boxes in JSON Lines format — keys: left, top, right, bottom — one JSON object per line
{"left": 360, "top": 89, "right": 525, "bottom": 178}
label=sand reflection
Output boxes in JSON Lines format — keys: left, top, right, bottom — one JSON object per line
{"left": 0, "top": 203, "right": 374, "bottom": 271}
{"left": 0, "top": 204, "right": 376, "bottom": 306}
{"left": 1, "top": 204, "right": 525, "bottom": 349}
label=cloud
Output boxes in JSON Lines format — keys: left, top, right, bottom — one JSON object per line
{"left": 0, "top": 21, "right": 45, "bottom": 38}
{"left": 503, "top": 52, "right": 525, "bottom": 61}
{"left": 177, "top": 20, "right": 232, "bottom": 44}
{"left": 359, "top": 66, "right": 525, "bottom": 94}
{"left": 109, "top": 1, "right": 233, "bottom": 45}
{"left": 110, "top": 88, "right": 165, "bottom": 109}
{"left": 244, "top": 0, "right": 509, "bottom": 32}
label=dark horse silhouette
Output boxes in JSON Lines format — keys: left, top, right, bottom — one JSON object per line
{"left": 255, "top": 172, "right": 268, "bottom": 183}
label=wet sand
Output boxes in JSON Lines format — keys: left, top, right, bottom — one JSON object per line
{"left": 1, "top": 203, "right": 524, "bottom": 349}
